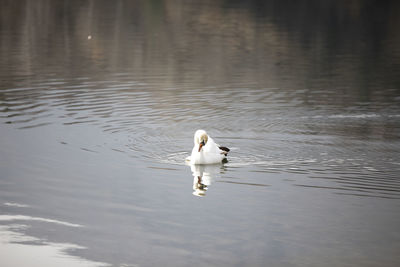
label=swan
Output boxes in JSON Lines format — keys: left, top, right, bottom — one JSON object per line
{"left": 187, "top": 129, "right": 230, "bottom": 165}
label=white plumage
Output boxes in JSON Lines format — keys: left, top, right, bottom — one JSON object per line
{"left": 187, "top": 130, "right": 229, "bottom": 165}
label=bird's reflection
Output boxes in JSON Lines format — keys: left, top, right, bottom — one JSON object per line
{"left": 189, "top": 164, "right": 225, "bottom": 197}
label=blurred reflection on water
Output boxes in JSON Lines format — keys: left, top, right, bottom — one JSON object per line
{"left": 1, "top": 0, "right": 400, "bottom": 266}
{"left": 190, "top": 164, "right": 223, "bottom": 197}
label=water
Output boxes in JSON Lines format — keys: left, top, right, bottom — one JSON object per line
{"left": 1, "top": 1, "right": 400, "bottom": 266}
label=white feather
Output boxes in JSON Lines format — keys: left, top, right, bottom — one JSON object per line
{"left": 188, "top": 129, "right": 228, "bottom": 164}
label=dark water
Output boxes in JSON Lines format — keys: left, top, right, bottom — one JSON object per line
{"left": 1, "top": 1, "right": 400, "bottom": 266}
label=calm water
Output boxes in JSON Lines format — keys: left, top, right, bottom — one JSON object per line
{"left": 1, "top": 1, "right": 400, "bottom": 266}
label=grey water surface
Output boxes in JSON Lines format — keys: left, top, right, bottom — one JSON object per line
{"left": 1, "top": 1, "right": 400, "bottom": 266}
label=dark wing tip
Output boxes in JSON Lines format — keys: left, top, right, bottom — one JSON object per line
{"left": 219, "top": 146, "right": 230, "bottom": 153}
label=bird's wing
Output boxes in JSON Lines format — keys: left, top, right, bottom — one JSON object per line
{"left": 219, "top": 146, "right": 230, "bottom": 153}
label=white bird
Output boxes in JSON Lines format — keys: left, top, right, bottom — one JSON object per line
{"left": 188, "top": 129, "right": 230, "bottom": 165}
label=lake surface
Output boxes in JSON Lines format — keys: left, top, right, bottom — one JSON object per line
{"left": 1, "top": 1, "right": 400, "bottom": 266}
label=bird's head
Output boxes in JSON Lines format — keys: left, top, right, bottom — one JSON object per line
{"left": 194, "top": 129, "right": 208, "bottom": 152}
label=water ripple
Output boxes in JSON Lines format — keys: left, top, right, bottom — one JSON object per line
{"left": 1, "top": 76, "right": 400, "bottom": 198}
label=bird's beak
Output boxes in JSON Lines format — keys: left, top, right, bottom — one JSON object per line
{"left": 198, "top": 141, "right": 205, "bottom": 152}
